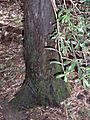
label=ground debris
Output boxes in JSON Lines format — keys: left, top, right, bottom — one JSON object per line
{"left": 0, "top": 1, "right": 90, "bottom": 120}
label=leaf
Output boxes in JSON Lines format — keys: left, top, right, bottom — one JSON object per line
{"left": 68, "top": 61, "right": 76, "bottom": 72}
{"left": 64, "top": 75, "right": 68, "bottom": 82}
{"left": 49, "top": 61, "right": 62, "bottom": 65}
{"left": 50, "top": 34, "right": 58, "bottom": 40}
{"left": 45, "top": 47, "right": 58, "bottom": 52}
{"left": 83, "top": 79, "right": 90, "bottom": 88}
{"left": 57, "top": 9, "right": 63, "bottom": 19}
{"left": 80, "top": 42, "right": 86, "bottom": 47}
{"left": 61, "top": 15, "right": 71, "bottom": 23}
{"left": 61, "top": 39, "right": 64, "bottom": 49}
{"left": 56, "top": 74, "right": 64, "bottom": 79}
{"left": 80, "top": 0, "right": 90, "bottom": 2}
{"left": 64, "top": 60, "right": 71, "bottom": 66}
{"left": 78, "top": 28, "right": 84, "bottom": 33}
{"left": 50, "top": 31, "right": 58, "bottom": 40}
{"left": 86, "top": 66, "right": 90, "bottom": 71}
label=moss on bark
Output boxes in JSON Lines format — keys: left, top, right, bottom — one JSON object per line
{"left": 10, "top": 0, "right": 70, "bottom": 109}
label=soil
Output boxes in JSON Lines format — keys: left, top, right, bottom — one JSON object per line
{"left": 0, "top": 1, "right": 90, "bottom": 120}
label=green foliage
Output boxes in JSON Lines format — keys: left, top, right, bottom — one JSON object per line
{"left": 80, "top": 0, "right": 90, "bottom": 2}
{"left": 46, "top": 0, "right": 90, "bottom": 88}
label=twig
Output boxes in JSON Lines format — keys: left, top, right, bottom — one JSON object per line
{"left": 69, "top": 0, "right": 81, "bottom": 13}
{"left": 63, "top": 0, "right": 67, "bottom": 9}
{"left": 64, "top": 100, "right": 69, "bottom": 120}
{"left": 51, "top": 0, "right": 65, "bottom": 72}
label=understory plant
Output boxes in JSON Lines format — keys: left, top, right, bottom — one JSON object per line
{"left": 46, "top": 0, "right": 90, "bottom": 88}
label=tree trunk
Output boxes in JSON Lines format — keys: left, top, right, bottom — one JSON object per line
{"left": 10, "top": 0, "right": 70, "bottom": 108}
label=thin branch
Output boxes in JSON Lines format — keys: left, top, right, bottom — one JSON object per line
{"left": 69, "top": 0, "right": 81, "bottom": 13}
{"left": 51, "top": 0, "right": 65, "bottom": 72}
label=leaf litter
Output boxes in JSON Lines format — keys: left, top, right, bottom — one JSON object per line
{"left": 0, "top": 1, "right": 90, "bottom": 120}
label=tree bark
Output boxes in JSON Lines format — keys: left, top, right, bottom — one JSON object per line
{"left": 10, "top": 0, "right": 70, "bottom": 108}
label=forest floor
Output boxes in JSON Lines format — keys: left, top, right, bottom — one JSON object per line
{"left": 0, "top": 1, "right": 90, "bottom": 120}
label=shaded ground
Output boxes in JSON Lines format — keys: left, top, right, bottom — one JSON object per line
{"left": 0, "top": 1, "right": 90, "bottom": 120}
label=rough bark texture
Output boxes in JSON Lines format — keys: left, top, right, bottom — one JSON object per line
{"left": 11, "top": 0, "right": 70, "bottom": 108}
